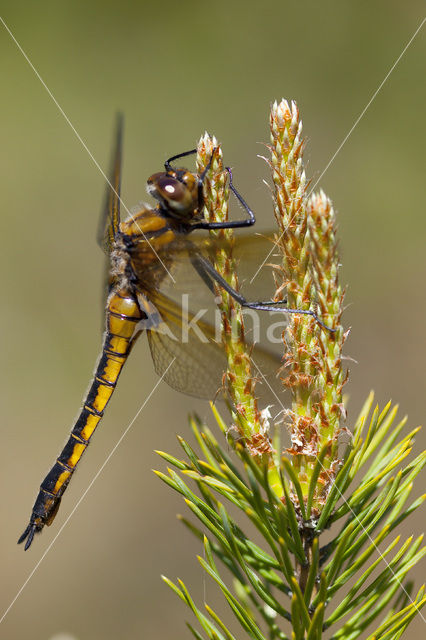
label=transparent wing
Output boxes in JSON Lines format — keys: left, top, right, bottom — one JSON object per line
{"left": 145, "top": 293, "right": 227, "bottom": 399}
{"left": 96, "top": 114, "right": 124, "bottom": 318}
{"left": 97, "top": 113, "right": 123, "bottom": 253}
{"left": 149, "top": 231, "right": 282, "bottom": 312}
{"left": 143, "top": 291, "right": 287, "bottom": 408}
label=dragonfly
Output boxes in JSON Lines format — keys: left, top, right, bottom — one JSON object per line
{"left": 18, "top": 116, "right": 326, "bottom": 550}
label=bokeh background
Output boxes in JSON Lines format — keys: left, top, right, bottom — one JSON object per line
{"left": 1, "top": 1, "right": 425, "bottom": 638}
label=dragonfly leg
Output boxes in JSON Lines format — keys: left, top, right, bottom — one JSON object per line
{"left": 166, "top": 148, "right": 255, "bottom": 231}
{"left": 18, "top": 290, "right": 144, "bottom": 550}
{"left": 164, "top": 148, "right": 197, "bottom": 172}
{"left": 194, "top": 255, "right": 335, "bottom": 333}
{"left": 191, "top": 167, "right": 256, "bottom": 231}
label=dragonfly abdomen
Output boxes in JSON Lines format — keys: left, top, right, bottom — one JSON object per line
{"left": 18, "top": 290, "right": 144, "bottom": 549}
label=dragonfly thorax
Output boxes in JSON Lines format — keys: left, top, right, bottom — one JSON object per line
{"left": 109, "top": 240, "right": 131, "bottom": 290}
{"left": 146, "top": 168, "right": 200, "bottom": 220}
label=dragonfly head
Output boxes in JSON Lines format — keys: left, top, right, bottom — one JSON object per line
{"left": 147, "top": 168, "right": 200, "bottom": 220}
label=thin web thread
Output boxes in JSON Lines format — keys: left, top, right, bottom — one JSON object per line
{"left": 2, "top": 8, "right": 424, "bottom": 629}
{"left": 0, "top": 16, "right": 175, "bottom": 283}
{"left": 249, "top": 15, "right": 425, "bottom": 285}
{"left": 0, "top": 358, "right": 175, "bottom": 625}
{"left": 251, "top": 357, "right": 426, "bottom": 624}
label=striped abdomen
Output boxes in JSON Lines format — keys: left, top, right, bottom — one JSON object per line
{"left": 18, "top": 289, "right": 143, "bottom": 549}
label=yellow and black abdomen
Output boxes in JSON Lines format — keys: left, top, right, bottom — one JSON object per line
{"left": 18, "top": 289, "right": 143, "bottom": 549}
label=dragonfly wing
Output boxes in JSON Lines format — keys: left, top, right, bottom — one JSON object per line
{"left": 153, "top": 231, "right": 281, "bottom": 311}
{"left": 97, "top": 114, "right": 124, "bottom": 318}
{"left": 97, "top": 113, "right": 123, "bottom": 253}
{"left": 147, "top": 330, "right": 226, "bottom": 400}
{"left": 143, "top": 291, "right": 287, "bottom": 409}
{"left": 144, "top": 293, "right": 226, "bottom": 399}
{"left": 229, "top": 231, "right": 280, "bottom": 292}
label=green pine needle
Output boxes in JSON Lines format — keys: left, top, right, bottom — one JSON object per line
{"left": 156, "top": 100, "right": 424, "bottom": 639}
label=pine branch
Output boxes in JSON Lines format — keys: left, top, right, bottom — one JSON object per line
{"left": 156, "top": 100, "right": 425, "bottom": 639}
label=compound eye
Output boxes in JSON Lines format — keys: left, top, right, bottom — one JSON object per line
{"left": 157, "top": 177, "right": 186, "bottom": 202}
{"left": 147, "top": 172, "right": 193, "bottom": 213}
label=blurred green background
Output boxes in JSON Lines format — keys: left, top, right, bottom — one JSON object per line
{"left": 1, "top": 1, "right": 425, "bottom": 638}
